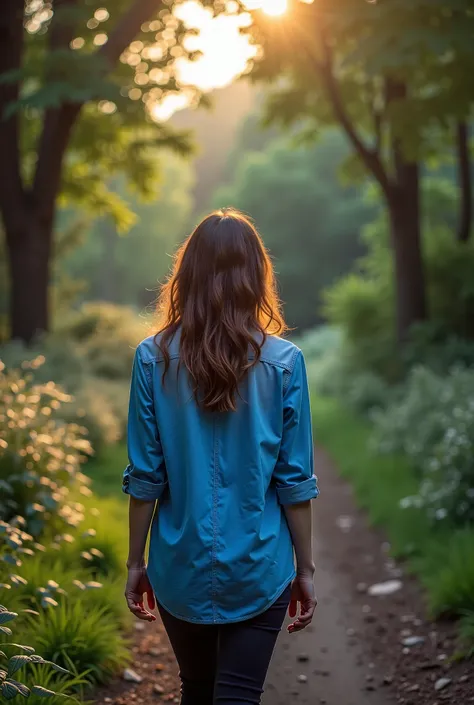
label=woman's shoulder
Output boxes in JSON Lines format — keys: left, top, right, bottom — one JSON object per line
{"left": 260, "top": 335, "right": 302, "bottom": 373}
{"left": 135, "top": 330, "right": 180, "bottom": 364}
{"left": 135, "top": 331, "right": 300, "bottom": 371}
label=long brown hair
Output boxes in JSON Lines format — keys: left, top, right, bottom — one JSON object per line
{"left": 155, "top": 209, "right": 286, "bottom": 413}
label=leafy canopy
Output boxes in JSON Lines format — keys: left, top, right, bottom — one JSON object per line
{"left": 3, "top": 0, "right": 213, "bottom": 226}
{"left": 247, "top": 0, "right": 474, "bottom": 176}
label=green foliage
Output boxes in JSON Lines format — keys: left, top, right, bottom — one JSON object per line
{"left": 460, "top": 612, "right": 474, "bottom": 658}
{"left": 214, "top": 130, "right": 374, "bottom": 330}
{"left": 61, "top": 155, "right": 194, "bottom": 310}
{"left": 249, "top": 0, "right": 474, "bottom": 164}
{"left": 57, "top": 379, "right": 122, "bottom": 455}
{"left": 293, "top": 325, "right": 342, "bottom": 361}
{"left": 84, "top": 443, "right": 128, "bottom": 499}
{"left": 1, "top": 301, "right": 146, "bottom": 454}
{"left": 9, "top": 0, "right": 199, "bottom": 222}
{"left": 346, "top": 371, "right": 391, "bottom": 416}
{"left": 0, "top": 358, "right": 93, "bottom": 536}
{"left": 292, "top": 325, "right": 347, "bottom": 394}
{"left": 0, "top": 602, "right": 76, "bottom": 701}
{"left": 421, "top": 530, "right": 474, "bottom": 619}
{"left": 0, "top": 348, "right": 133, "bottom": 692}
{"left": 0, "top": 473, "right": 132, "bottom": 690}
{"left": 27, "top": 600, "right": 128, "bottom": 685}
{"left": 311, "top": 395, "right": 474, "bottom": 650}
{"left": 324, "top": 183, "right": 474, "bottom": 379}
{"left": 372, "top": 366, "right": 474, "bottom": 524}
{"left": 56, "top": 301, "right": 148, "bottom": 379}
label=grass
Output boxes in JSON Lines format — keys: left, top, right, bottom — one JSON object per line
{"left": 26, "top": 599, "right": 130, "bottom": 685}
{"left": 84, "top": 442, "right": 128, "bottom": 498}
{"left": 311, "top": 395, "right": 474, "bottom": 645}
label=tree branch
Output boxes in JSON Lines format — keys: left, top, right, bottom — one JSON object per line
{"left": 99, "top": 0, "right": 165, "bottom": 67}
{"left": 0, "top": 0, "right": 25, "bottom": 236}
{"left": 456, "top": 120, "right": 472, "bottom": 243}
{"left": 373, "top": 105, "right": 382, "bottom": 156}
{"left": 316, "top": 30, "right": 392, "bottom": 199}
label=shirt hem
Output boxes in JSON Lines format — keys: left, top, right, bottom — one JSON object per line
{"left": 153, "top": 570, "right": 296, "bottom": 625}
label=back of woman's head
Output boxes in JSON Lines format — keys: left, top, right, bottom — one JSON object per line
{"left": 155, "top": 209, "right": 286, "bottom": 413}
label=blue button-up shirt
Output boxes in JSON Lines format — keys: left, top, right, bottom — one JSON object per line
{"left": 122, "top": 332, "right": 318, "bottom": 624}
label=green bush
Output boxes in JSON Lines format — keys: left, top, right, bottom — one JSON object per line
{"left": 1, "top": 500, "right": 130, "bottom": 689}
{"left": 57, "top": 377, "right": 122, "bottom": 455}
{"left": 27, "top": 599, "right": 128, "bottom": 685}
{"left": 311, "top": 396, "right": 474, "bottom": 652}
{"left": 293, "top": 325, "right": 342, "bottom": 361}
{"left": 0, "top": 601, "right": 80, "bottom": 701}
{"left": 2, "top": 301, "right": 145, "bottom": 453}
{"left": 324, "top": 201, "right": 474, "bottom": 380}
{"left": 0, "top": 359, "right": 93, "bottom": 537}
{"left": 346, "top": 371, "right": 392, "bottom": 416}
{"left": 57, "top": 301, "right": 148, "bottom": 380}
{"left": 421, "top": 529, "right": 474, "bottom": 618}
{"left": 372, "top": 366, "right": 474, "bottom": 524}
{"left": 0, "top": 337, "right": 86, "bottom": 394}
{"left": 294, "top": 325, "right": 353, "bottom": 398}
{"left": 404, "top": 322, "right": 474, "bottom": 373}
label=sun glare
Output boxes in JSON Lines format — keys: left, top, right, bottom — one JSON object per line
{"left": 150, "top": 0, "right": 292, "bottom": 122}
{"left": 244, "top": 0, "right": 288, "bottom": 16}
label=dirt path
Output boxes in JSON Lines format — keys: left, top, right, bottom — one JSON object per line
{"left": 95, "top": 447, "right": 472, "bottom": 705}
{"left": 264, "top": 446, "right": 396, "bottom": 705}
{"left": 264, "top": 447, "right": 397, "bottom": 705}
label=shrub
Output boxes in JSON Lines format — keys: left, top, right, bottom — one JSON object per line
{"left": 28, "top": 599, "right": 129, "bottom": 685}
{"left": 0, "top": 359, "right": 93, "bottom": 537}
{"left": 57, "top": 301, "right": 148, "bottom": 380}
{"left": 404, "top": 322, "right": 474, "bottom": 374}
{"left": 293, "top": 325, "right": 342, "bottom": 362}
{"left": 323, "top": 199, "right": 474, "bottom": 381}
{"left": 421, "top": 529, "right": 474, "bottom": 618}
{"left": 0, "top": 602, "right": 75, "bottom": 701}
{"left": 0, "top": 336, "right": 86, "bottom": 394}
{"left": 372, "top": 366, "right": 474, "bottom": 524}
{"left": 347, "top": 371, "right": 391, "bottom": 416}
{"left": 1, "top": 506, "right": 130, "bottom": 689}
{"left": 311, "top": 395, "right": 474, "bottom": 653}
{"left": 57, "top": 378, "right": 122, "bottom": 455}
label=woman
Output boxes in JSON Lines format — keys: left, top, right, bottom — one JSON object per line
{"left": 123, "top": 209, "right": 319, "bottom": 705}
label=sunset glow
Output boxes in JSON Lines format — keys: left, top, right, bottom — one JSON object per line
{"left": 155, "top": 0, "right": 292, "bottom": 120}
{"left": 244, "top": 0, "right": 288, "bottom": 16}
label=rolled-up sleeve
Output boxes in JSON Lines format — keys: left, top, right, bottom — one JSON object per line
{"left": 122, "top": 345, "right": 167, "bottom": 502}
{"left": 274, "top": 349, "right": 319, "bottom": 506}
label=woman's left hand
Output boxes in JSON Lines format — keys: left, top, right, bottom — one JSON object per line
{"left": 125, "top": 565, "right": 157, "bottom": 622}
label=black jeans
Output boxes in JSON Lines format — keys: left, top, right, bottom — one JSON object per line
{"left": 157, "top": 584, "right": 291, "bottom": 705}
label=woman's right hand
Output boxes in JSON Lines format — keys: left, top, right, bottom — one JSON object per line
{"left": 287, "top": 572, "right": 317, "bottom": 633}
{"left": 125, "top": 565, "right": 157, "bottom": 622}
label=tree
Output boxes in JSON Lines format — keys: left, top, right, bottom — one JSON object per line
{"left": 246, "top": 0, "right": 474, "bottom": 342}
{"left": 213, "top": 129, "right": 375, "bottom": 330}
{"left": 0, "top": 0, "right": 210, "bottom": 342}
{"left": 62, "top": 153, "right": 194, "bottom": 308}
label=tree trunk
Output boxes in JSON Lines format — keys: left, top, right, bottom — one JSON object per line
{"left": 388, "top": 161, "right": 427, "bottom": 343}
{"left": 6, "top": 211, "right": 53, "bottom": 343}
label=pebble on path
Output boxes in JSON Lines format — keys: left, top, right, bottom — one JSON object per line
{"left": 123, "top": 668, "right": 142, "bottom": 684}
{"left": 434, "top": 678, "right": 452, "bottom": 692}
{"left": 401, "top": 636, "right": 425, "bottom": 647}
